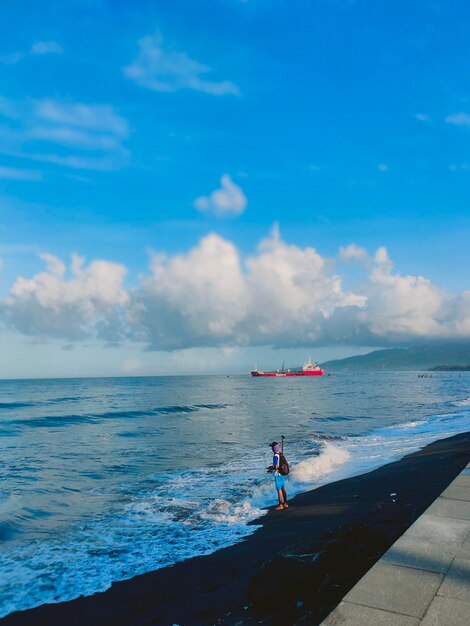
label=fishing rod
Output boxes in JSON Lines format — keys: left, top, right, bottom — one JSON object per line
{"left": 281, "top": 434, "right": 285, "bottom": 454}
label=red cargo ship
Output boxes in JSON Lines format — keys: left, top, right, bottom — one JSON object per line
{"left": 250, "top": 357, "right": 324, "bottom": 377}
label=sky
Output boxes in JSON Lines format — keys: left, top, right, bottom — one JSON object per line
{"left": 0, "top": 0, "right": 469, "bottom": 378}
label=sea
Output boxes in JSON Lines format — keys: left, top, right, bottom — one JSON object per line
{"left": 1, "top": 371, "right": 469, "bottom": 618}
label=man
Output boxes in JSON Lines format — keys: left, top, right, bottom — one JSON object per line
{"left": 268, "top": 441, "right": 288, "bottom": 510}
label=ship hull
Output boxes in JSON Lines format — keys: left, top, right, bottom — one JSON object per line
{"left": 250, "top": 370, "right": 324, "bottom": 377}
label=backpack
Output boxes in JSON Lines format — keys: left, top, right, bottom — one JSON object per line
{"left": 279, "top": 452, "right": 289, "bottom": 476}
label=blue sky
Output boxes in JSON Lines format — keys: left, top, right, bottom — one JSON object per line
{"left": 1, "top": 0, "right": 469, "bottom": 377}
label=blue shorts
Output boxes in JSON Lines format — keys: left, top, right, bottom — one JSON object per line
{"left": 274, "top": 474, "right": 285, "bottom": 490}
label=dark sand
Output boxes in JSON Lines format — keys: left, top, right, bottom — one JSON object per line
{"left": 3, "top": 432, "right": 469, "bottom": 626}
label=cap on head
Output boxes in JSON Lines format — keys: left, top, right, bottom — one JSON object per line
{"left": 269, "top": 441, "right": 278, "bottom": 448}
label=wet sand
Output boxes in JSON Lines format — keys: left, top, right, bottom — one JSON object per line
{"left": 3, "top": 432, "right": 469, "bottom": 626}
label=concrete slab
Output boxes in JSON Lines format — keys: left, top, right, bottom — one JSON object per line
{"left": 441, "top": 485, "right": 470, "bottom": 501}
{"left": 437, "top": 557, "right": 470, "bottom": 602}
{"left": 381, "top": 515, "right": 470, "bottom": 573}
{"left": 322, "top": 601, "right": 419, "bottom": 625}
{"left": 421, "top": 596, "right": 470, "bottom": 626}
{"left": 461, "top": 532, "right": 470, "bottom": 557}
{"left": 381, "top": 541, "right": 455, "bottom": 574}
{"left": 452, "top": 475, "right": 470, "bottom": 487}
{"left": 392, "top": 513, "right": 470, "bottom": 545}
{"left": 426, "top": 498, "right": 470, "bottom": 521}
{"left": 461, "top": 468, "right": 470, "bottom": 475}
{"left": 343, "top": 562, "right": 443, "bottom": 618}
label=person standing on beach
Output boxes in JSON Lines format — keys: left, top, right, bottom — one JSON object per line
{"left": 268, "top": 442, "right": 288, "bottom": 510}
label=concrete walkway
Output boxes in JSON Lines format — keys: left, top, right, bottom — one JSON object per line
{"left": 322, "top": 463, "right": 470, "bottom": 625}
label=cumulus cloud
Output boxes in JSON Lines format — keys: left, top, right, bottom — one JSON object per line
{"left": 339, "top": 244, "right": 369, "bottom": 264}
{"left": 0, "top": 97, "right": 129, "bottom": 171}
{"left": 125, "top": 226, "right": 366, "bottom": 349}
{"left": 3, "top": 254, "right": 128, "bottom": 341}
{"left": 194, "top": 174, "right": 247, "bottom": 217}
{"left": 445, "top": 112, "right": 470, "bottom": 128}
{"left": 128, "top": 234, "right": 248, "bottom": 349}
{"left": 2, "top": 231, "right": 470, "bottom": 349}
{"left": 123, "top": 33, "right": 239, "bottom": 96}
{"left": 364, "top": 251, "right": 447, "bottom": 340}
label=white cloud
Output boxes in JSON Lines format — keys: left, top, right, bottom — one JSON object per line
{"left": 445, "top": 112, "right": 470, "bottom": 127}
{"left": 0, "top": 166, "right": 42, "bottom": 181}
{"left": 4, "top": 254, "right": 128, "bottom": 341}
{"left": 339, "top": 244, "right": 369, "bottom": 264}
{"left": 0, "top": 97, "right": 129, "bottom": 171}
{"left": 365, "top": 252, "right": 447, "bottom": 339}
{"left": 194, "top": 174, "right": 247, "bottom": 217}
{"left": 415, "top": 113, "right": 431, "bottom": 122}
{"left": 126, "top": 227, "right": 366, "bottom": 349}
{"left": 123, "top": 33, "right": 239, "bottom": 96}
{"left": 31, "top": 41, "right": 63, "bottom": 55}
{"left": 129, "top": 234, "right": 248, "bottom": 349}
{"left": 39, "top": 253, "right": 66, "bottom": 277}
{"left": 3, "top": 232, "right": 470, "bottom": 349}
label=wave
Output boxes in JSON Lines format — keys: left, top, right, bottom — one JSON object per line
{"left": 453, "top": 397, "right": 470, "bottom": 407}
{"left": 309, "top": 432, "right": 345, "bottom": 442}
{"left": 290, "top": 443, "right": 351, "bottom": 483}
{"left": 0, "top": 397, "right": 85, "bottom": 410}
{"left": 0, "top": 439, "right": 353, "bottom": 617}
{"left": 0, "top": 402, "right": 34, "bottom": 409}
{"left": 46, "top": 396, "right": 83, "bottom": 404}
{"left": 1, "top": 404, "right": 468, "bottom": 619}
{"left": 3, "top": 403, "right": 231, "bottom": 428}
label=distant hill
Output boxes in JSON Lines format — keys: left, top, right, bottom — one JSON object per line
{"left": 429, "top": 365, "right": 470, "bottom": 372}
{"left": 321, "top": 344, "right": 470, "bottom": 371}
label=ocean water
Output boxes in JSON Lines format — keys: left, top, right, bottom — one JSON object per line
{"left": 0, "top": 371, "right": 469, "bottom": 617}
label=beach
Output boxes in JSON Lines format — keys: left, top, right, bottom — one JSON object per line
{"left": 3, "top": 431, "right": 468, "bottom": 626}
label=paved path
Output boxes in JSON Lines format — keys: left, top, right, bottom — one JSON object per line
{"left": 322, "top": 463, "right": 470, "bottom": 625}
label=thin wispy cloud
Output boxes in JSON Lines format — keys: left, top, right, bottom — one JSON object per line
{"left": 444, "top": 112, "right": 470, "bottom": 127}
{"left": 0, "top": 40, "right": 63, "bottom": 65}
{"left": 0, "top": 52, "right": 24, "bottom": 66}
{"left": 31, "top": 41, "right": 63, "bottom": 55}
{"left": 194, "top": 175, "right": 247, "bottom": 217}
{"left": 123, "top": 33, "right": 240, "bottom": 96}
{"left": 415, "top": 113, "right": 431, "bottom": 122}
{"left": 0, "top": 166, "right": 42, "bottom": 181}
{"left": 0, "top": 97, "right": 129, "bottom": 171}
{"left": 34, "top": 100, "right": 127, "bottom": 136}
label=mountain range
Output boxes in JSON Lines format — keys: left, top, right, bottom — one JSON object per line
{"left": 321, "top": 344, "right": 470, "bottom": 371}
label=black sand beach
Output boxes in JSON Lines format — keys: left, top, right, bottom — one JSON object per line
{"left": 3, "top": 432, "right": 469, "bottom": 626}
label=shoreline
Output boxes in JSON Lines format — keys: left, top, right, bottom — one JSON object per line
{"left": 2, "top": 432, "right": 469, "bottom": 626}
